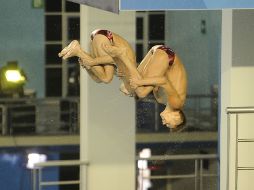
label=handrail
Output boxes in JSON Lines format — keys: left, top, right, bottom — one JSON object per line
{"left": 226, "top": 106, "right": 254, "bottom": 114}
{"left": 40, "top": 180, "right": 80, "bottom": 186}
{"left": 140, "top": 93, "right": 216, "bottom": 103}
{"left": 32, "top": 160, "right": 88, "bottom": 190}
{"left": 137, "top": 153, "right": 218, "bottom": 190}
{"left": 226, "top": 106, "right": 254, "bottom": 190}
{"left": 34, "top": 160, "right": 88, "bottom": 167}
{"left": 0, "top": 97, "right": 80, "bottom": 136}
{"left": 0, "top": 97, "right": 79, "bottom": 103}
{"left": 136, "top": 153, "right": 218, "bottom": 161}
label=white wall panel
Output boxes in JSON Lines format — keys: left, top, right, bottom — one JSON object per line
{"left": 80, "top": 6, "right": 136, "bottom": 190}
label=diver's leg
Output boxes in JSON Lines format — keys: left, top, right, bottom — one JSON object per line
{"left": 87, "top": 35, "right": 115, "bottom": 83}
{"left": 104, "top": 45, "right": 169, "bottom": 98}
{"left": 103, "top": 44, "right": 142, "bottom": 80}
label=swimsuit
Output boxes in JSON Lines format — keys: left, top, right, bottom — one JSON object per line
{"left": 153, "top": 45, "right": 175, "bottom": 66}
{"left": 90, "top": 29, "right": 114, "bottom": 44}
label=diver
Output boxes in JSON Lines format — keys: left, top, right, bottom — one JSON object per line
{"left": 104, "top": 44, "right": 187, "bottom": 131}
{"left": 58, "top": 29, "right": 136, "bottom": 95}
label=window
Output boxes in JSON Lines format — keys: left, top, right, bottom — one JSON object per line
{"left": 44, "top": 0, "right": 80, "bottom": 97}
{"left": 135, "top": 11, "right": 165, "bottom": 132}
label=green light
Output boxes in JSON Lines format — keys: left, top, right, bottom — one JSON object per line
{"left": 5, "top": 70, "right": 25, "bottom": 83}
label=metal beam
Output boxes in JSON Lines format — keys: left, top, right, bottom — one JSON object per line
{"left": 0, "top": 135, "right": 79, "bottom": 147}
{"left": 136, "top": 132, "right": 218, "bottom": 143}
{"left": 68, "top": 0, "right": 119, "bottom": 13}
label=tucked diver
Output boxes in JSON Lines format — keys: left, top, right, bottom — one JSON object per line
{"left": 103, "top": 44, "right": 187, "bottom": 131}
{"left": 58, "top": 29, "right": 136, "bottom": 95}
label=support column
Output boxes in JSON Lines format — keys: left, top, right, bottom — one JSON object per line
{"left": 220, "top": 9, "right": 232, "bottom": 190}
{"left": 80, "top": 6, "right": 136, "bottom": 190}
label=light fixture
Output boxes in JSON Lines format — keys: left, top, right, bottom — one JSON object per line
{"left": 137, "top": 148, "right": 152, "bottom": 190}
{"left": 138, "top": 160, "right": 148, "bottom": 170}
{"left": 26, "top": 153, "right": 47, "bottom": 169}
{"left": 139, "top": 148, "right": 151, "bottom": 159}
{"left": 5, "top": 70, "right": 26, "bottom": 83}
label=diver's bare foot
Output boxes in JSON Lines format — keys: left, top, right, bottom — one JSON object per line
{"left": 102, "top": 44, "right": 126, "bottom": 58}
{"left": 58, "top": 40, "right": 82, "bottom": 59}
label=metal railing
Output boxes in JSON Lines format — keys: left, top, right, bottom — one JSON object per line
{"left": 0, "top": 105, "right": 7, "bottom": 135}
{"left": 32, "top": 160, "right": 88, "bottom": 190}
{"left": 137, "top": 154, "right": 218, "bottom": 190}
{"left": 0, "top": 97, "right": 79, "bottom": 135}
{"left": 226, "top": 106, "right": 254, "bottom": 190}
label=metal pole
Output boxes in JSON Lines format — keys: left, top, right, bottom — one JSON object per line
{"left": 32, "top": 169, "right": 37, "bottom": 190}
{"left": 227, "top": 107, "right": 254, "bottom": 114}
{"left": 137, "top": 154, "right": 218, "bottom": 161}
{"left": 200, "top": 159, "right": 203, "bottom": 190}
{"left": 35, "top": 160, "right": 88, "bottom": 167}
{"left": 226, "top": 113, "right": 230, "bottom": 190}
{"left": 0, "top": 105, "right": 7, "bottom": 135}
{"left": 235, "top": 114, "right": 239, "bottom": 190}
{"left": 194, "top": 159, "right": 198, "bottom": 190}
{"left": 39, "top": 168, "right": 42, "bottom": 190}
{"left": 154, "top": 102, "right": 159, "bottom": 131}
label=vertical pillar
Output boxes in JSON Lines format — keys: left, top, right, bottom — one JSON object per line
{"left": 220, "top": 9, "right": 232, "bottom": 190}
{"left": 80, "top": 6, "right": 136, "bottom": 190}
{"left": 80, "top": 5, "right": 90, "bottom": 190}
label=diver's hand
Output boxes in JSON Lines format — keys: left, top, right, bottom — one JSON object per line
{"left": 130, "top": 77, "right": 141, "bottom": 89}
{"left": 116, "top": 68, "right": 125, "bottom": 78}
{"left": 78, "top": 58, "right": 91, "bottom": 70}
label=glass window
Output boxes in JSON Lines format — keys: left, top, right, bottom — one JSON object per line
{"left": 67, "top": 56, "right": 79, "bottom": 65}
{"left": 46, "top": 44, "right": 62, "bottom": 64}
{"left": 46, "top": 16, "right": 62, "bottom": 41}
{"left": 68, "top": 17, "right": 80, "bottom": 40}
{"left": 136, "top": 100, "right": 155, "bottom": 132}
{"left": 136, "top": 44, "right": 144, "bottom": 63}
{"left": 67, "top": 66, "right": 80, "bottom": 96}
{"left": 148, "top": 42, "right": 164, "bottom": 49}
{"left": 59, "top": 152, "right": 80, "bottom": 190}
{"left": 136, "top": 17, "right": 143, "bottom": 40}
{"left": 149, "top": 14, "right": 165, "bottom": 40}
{"left": 46, "top": 68, "right": 62, "bottom": 96}
{"left": 66, "top": 1, "right": 80, "bottom": 12}
{"left": 45, "top": 0, "right": 62, "bottom": 12}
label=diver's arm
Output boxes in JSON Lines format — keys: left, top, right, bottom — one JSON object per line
{"left": 131, "top": 76, "right": 168, "bottom": 87}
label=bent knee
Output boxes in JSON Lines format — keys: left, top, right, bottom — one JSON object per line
{"left": 93, "top": 34, "right": 111, "bottom": 46}
{"left": 92, "top": 36, "right": 111, "bottom": 57}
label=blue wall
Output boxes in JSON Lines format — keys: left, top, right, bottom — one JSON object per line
{"left": 165, "top": 10, "right": 221, "bottom": 95}
{"left": 0, "top": 0, "right": 45, "bottom": 97}
{"left": 0, "top": 148, "right": 59, "bottom": 190}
